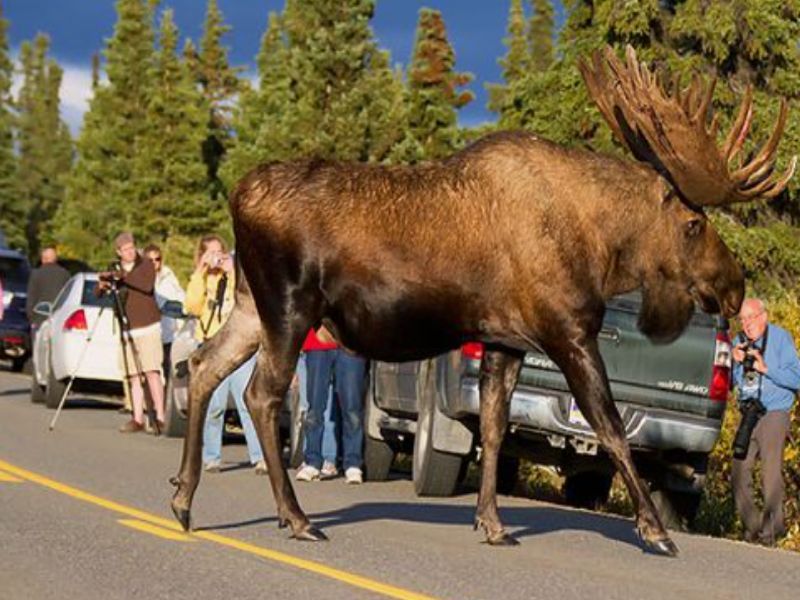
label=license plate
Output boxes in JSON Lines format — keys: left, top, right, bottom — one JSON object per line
{"left": 568, "top": 398, "right": 591, "bottom": 428}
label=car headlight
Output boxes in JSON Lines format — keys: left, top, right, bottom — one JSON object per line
{"left": 2, "top": 291, "right": 13, "bottom": 308}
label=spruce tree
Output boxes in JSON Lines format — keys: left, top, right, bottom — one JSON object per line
{"left": 401, "top": 8, "right": 473, "bottom": 161}
{"left": 193, "top": 0, "right": 242, "bottom": 200}
{"left": 57, "top": 0, "right": 156, "bottom": 266}
{"left": 135, "top": 9, "right": 210, "bottom": 243}
{"left": 0, "top": 1, "right": 21, "bottom": 251}
{"left": 529, "top": 0, "right": 555, "bottom": 71}
{"left": 487, "top": 0, "right": 530, "bottom": 119}
{"left": 223, "top": 1, "right": 406, "bottom": 185}
{"left": 16, "top": 35, "right": 73, "bottom": 259}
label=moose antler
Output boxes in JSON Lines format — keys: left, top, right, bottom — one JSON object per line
{"left": 578, "top": 45, "right": 797, "bottom": 206}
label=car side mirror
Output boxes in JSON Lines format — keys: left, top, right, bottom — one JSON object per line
{"left": 33, "top": 301, "right": 52, "bottom": 317}
{"left": 160, "top": 299, "right": 187, "bottom": 319}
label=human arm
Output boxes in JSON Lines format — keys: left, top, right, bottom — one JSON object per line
{"left": 762, "top": 330, "right": 800, "bottom": 392}
{"left": 183, "top": 270, "right": 207, "bottom": 317}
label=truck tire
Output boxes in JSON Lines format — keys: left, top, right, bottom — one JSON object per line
{"left": 287, "top": 384, "right": 305, "bottom": 469}
{"left": 163, "top": 377, "right": 187, "bottom": 438}
{"left": 650, "top": 488, "right": 700, "bottom": 532}
{"left": 413, "top": 382, "right": 464, "bottom": 497}
{"left": 563, "top": 471, "right": 613, "bottom": 510}
{"left": 364, "top": 435, "right": 395, "bottom": 481}
{"left": 30, "top": 379, "right": 46, "bottom": 404}
{"left": 45, "top": 361, "right": 67, "bottom": 410}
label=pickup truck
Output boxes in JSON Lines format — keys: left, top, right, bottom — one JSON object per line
{"left": 363, "top": 293, "right": 732, "bottom": 530}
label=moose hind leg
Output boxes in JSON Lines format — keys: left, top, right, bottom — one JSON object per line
{"left": 546, "top": 337, "right": 678, "bottom": 557}
{"left": 245, "top": 329, "right": 326, "bottom": 542}
{"left": 475, "top": 348, "right": 523, "bottom": 546}
{"left": 170, "top": 309, "right": 260, "bottom": 531}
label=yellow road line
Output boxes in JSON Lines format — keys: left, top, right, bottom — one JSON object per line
{"left": 0, "top": 458, "right": 439, "bottom": 600}
{"left": 118, "top": 519, "right": 196, "bottom": 542}
{"left": 0, "top": 469, "right": 22, "bottom": 482}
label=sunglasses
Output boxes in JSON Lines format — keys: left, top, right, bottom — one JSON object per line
{"left": 149, "top": 256, "right": 162, "bottom": 263}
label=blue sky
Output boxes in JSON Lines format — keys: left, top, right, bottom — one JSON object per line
{"left": 4, "top": 1, "right": 565, "bottom": 133}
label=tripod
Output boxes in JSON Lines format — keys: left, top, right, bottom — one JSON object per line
{"left": 108, "top": 276, "right": 161, "bottom": 436}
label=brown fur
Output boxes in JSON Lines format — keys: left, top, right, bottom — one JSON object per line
{"left": 171, "top": 130, "right": 744, "bottom": 554}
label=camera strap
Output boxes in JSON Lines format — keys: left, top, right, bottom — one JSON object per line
{"left": 198, "top": 273, "right": 228, "bottom": 342}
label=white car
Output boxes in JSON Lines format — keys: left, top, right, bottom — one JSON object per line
{"left": 31, "top": 272, "right": 123, "bottom": 408}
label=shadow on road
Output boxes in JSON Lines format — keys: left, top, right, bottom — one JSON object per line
{"left": 201, "top": 500, "right": 643, "bottom": 551}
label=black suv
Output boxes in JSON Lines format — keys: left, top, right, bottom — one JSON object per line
{"left": 0, "top": 247, "right": 32, "bottom": 371}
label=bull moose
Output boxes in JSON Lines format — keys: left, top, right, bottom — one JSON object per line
{"left": 170, "top": 46, "right": 795, "bottom": 556}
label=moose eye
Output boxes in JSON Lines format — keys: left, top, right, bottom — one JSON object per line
{"left": 685, "top": 218, "right": 705, "bottom": 238}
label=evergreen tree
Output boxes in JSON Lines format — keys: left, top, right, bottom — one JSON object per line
{"left": 57, "top": 0, "right": 157, "bottom": 266}
{"left": 487, "top": 0, "right": 529, "bottom": 118}
{"left": 134, "top": 9, "right": 210, "bottom": 243}
{"left": 222, "top": 0, "right": 406, "bottom": 186}
{"left": 529, "top": 0, "right": 555, "bottom": 71}
{"left": 16, "top": 34, "right": 73, "bottom": 258}
{"left": 400, "top": 8, "right": 473, "bottom": 161}
{"left": 193, "top": 0, "right": 242, "bottom": 201}
{"left": 0, "top": 1, "right": 21, "bottom": 251}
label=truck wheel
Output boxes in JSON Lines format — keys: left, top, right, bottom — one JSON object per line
{"left": 364, "top": 435, "right": 394, "bottom": 481}
{"left": 45, "top": 361, "right": 67, "bottom": 410}
{"left": 30, "top": 379, "right": 46, "bottom": 404}
{"left": 163, "top": 376, "right": 187, "bottom": 438}
{"left": 413, "top": 385, "right": 464, "bottom": 497}
{"left": 287, "top": 383, "right": 305, "bottom": 468}
{"left": 650, "top": 488, "right": 700, "bottom": 532}
{"left": 496, "top": 455, "right": 520, "bottom": 495}
{"left": 563, "top": 471, "right": 613, "bottom": 510}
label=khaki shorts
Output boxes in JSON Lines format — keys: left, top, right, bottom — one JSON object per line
{"left": 119, "top": 327, "right": 163, "bottom": 376}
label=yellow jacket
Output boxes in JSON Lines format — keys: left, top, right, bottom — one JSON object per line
{"left": 185, "top": 269, "right": 236, "bottom": 341}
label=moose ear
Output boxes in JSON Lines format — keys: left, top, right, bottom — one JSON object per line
{"left": 685, "top": 217, "right": 705, "bottom": 238}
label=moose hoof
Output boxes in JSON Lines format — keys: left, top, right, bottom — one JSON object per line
{"left": 277, "top": 518, "right": 289, "bottom": 530}
{"left": 486, "top": 532, "right": 519, "bottom": 546}
{"left": 292, "top": 526, "right": 328, "bottom": 542}
{"left": 646, "top": 537, "right": 679, "bottom": 557}
{"left": 170, "top": 502, "right": 192, "bottom": 532}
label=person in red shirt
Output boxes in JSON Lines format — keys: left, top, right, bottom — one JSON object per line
{"left": 295, "top": 326, "right": 367, "bottom": 484}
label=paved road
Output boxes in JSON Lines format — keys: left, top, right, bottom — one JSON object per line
{"left": 1, "top": 368, "right": 799, "bottom": 600}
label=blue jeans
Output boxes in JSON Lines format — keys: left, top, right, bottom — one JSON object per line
{"left": 297, "top": 353, "right": 339, "bottom": 465}
{"left": 303, "top": 349, "right": 366, "bottom": 470}
{"left": 203, "top": 354, "right": 263, "bottom": 464}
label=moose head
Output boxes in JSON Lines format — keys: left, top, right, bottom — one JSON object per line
{"left": 580, "top": 46, "right": 796, "bottom": 342}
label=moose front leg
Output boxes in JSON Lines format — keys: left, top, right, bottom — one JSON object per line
{"left": 545, "top": 336, "right": 678, "bottom": 556}
{"left": 475, "top": 348, "right": 523, "bottom": 545}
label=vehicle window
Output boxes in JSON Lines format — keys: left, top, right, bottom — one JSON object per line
{"left": 52, "top": 279, "right": 76, "bottom": 312}
{"left": 0, "top": 256, "right": 30, "bottom": 293}
{"left": 81, "top": 281, "right": 115, "bottom": 309}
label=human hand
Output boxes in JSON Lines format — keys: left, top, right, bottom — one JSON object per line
{"left": 732, "top": 343, "right": 747, "bottom": 364}
{"left": 749, "top": 348, "right": 768, "bottom": 374}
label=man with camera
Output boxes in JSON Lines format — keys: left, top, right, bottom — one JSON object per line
{"left": 97, "top": 232, "right": 165, "bottom": 434}
{"left": 730, "top": 298, "right": 800, "bottom": 546}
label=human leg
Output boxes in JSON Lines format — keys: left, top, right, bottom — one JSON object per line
{"left": 228, "top": 354, "right": 263, "bottom": 463}
{"left": 144, "top": 370, "right": 165, "bottom": 422}
{"left": 731, "top": 426, "right": 761, "bottom": 541}
{"left": 302, "top": 350, "right": 334, "bottom": 470}
{"left": 756, "top": 411, "right": 790, "bottom": 544}
{"left": 203, "top": 375, "right": 231, "bottom": 465}
{"left": 333, "top": 351, "right": 367, "bottom": 472}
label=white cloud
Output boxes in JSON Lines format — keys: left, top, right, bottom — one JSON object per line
{"left": 10, "top": 53, "right": 95, "bottom": 135}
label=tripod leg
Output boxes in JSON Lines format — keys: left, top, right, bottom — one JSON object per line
{"left": 49, "top": 305, "right": 108, "bottom": 431}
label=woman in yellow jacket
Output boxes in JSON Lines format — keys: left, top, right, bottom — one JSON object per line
{"left": 185, "top": 235, "right": 266, "bottom": 474}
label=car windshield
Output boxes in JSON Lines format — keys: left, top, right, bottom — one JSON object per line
{"left": 0, "top": 256, "right": 30, "bottom": 293}
{"left": 81, "top": 280, "right": 115, "bottom": 309}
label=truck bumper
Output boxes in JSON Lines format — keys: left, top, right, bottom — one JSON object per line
{"left": 444, "top": 377, "right": 722, "bottom": 454}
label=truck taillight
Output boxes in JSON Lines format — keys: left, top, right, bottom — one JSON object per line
{"left": 63, "top": 309, "right": 88, "bottom": 331}
{"left": 461, "top": 342, "right": 484, "bottom": 361}
{"left": 709, "top": 330, "right": 731, "bottom": 402}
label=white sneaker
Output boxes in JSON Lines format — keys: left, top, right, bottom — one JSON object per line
{"left": 253, "top": 459, "right": 268, "bottom": 475}
{"left": 295, "top": 463, "right": 321, "bottom": 482}
{"left": 203, "top": 459, "right": 221, "bottom": 473}
{"left": 321, "top": 461, "right": 338, "bottom": 479}
{"left": 344, "top": 467, "right": 363, "bottom": 485}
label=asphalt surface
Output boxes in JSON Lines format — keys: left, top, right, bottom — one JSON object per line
{"left": 1, "top": 366, "right": 800, "bottom": 600}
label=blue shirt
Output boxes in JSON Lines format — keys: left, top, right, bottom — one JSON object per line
{"left": 732, "top": 323, "right": 800, "bottom": 412}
